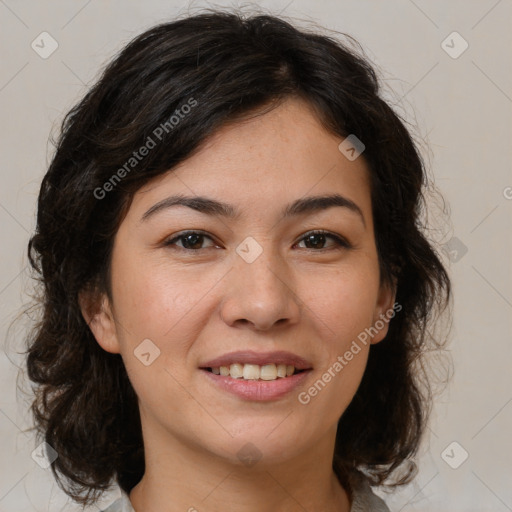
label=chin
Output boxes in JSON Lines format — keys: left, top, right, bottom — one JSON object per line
{"left": 204, "top": 420, "right": 316, "bottom": 467}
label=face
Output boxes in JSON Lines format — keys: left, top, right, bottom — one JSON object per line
{"left": 84, "top": 97, "right": 394, "bottom": 468}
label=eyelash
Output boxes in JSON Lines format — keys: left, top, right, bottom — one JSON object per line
{"left": 163, "top": 229, "right": 351, "bottom": 252}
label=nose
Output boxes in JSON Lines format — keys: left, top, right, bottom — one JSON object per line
{"left": 219, "top": 247, "right": 301, "bottom": 331}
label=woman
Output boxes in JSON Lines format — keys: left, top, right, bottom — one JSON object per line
{"left": 25, "top": 9, "right": 451, "bottom": 512}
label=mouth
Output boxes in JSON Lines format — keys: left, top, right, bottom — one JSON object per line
{"left": 199, "top": 350, "right": 313, "bottom": 401}
{"left": 202, "top": 363, "right": 308, "bottom": 381}
{"left": 199, "top": 350, "right": 312, "bottom": 379}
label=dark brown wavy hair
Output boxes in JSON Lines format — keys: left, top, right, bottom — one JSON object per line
{"left": 24, "top": 8, "right": 451, "bottom": 507}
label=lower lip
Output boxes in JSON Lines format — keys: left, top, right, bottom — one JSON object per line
{"left": 200, "top": 369, "right": 311, "bottom": 401}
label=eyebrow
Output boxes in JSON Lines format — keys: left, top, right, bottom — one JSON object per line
{"left": 141, "top": 193, "right": 366, "bottom": 227}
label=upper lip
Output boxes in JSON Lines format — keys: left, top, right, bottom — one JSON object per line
{"left": 200, "top": 350, "right": 313, "bottom": 370}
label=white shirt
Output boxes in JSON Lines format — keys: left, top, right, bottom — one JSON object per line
{"left": 101, "top": 476, "right": 390, "bottom": 512}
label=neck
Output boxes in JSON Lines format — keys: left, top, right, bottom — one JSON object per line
{"left": 128, "top": 419, "right": 351, "bottom": 512}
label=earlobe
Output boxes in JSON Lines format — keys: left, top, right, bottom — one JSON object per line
{"left": 78, "top": 290, "right": 121, "bottom": 354}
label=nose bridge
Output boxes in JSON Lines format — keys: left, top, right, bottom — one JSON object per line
{"left": 220, "top": 236, "right": 300, "bottom": 330}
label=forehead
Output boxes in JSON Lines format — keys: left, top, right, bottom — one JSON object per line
{"left": 130, "top": 97, "right": 372, "bottom": 224}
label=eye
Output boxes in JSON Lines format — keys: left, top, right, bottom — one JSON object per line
{"left": 163, "top": 230, "right": 218, "bottom": 251}
{"left": 163, "top": 229, "right": 351, "bottom": 252}
{"left": 294, "top": 230, "right": 350, "bottom": 251}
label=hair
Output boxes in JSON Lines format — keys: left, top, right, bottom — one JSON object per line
{"left": 24, "top": 8, "right": 451, "bottom": 507}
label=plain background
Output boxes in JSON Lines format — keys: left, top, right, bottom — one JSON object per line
{"left": 1, "top": 1, "right": 511, "bottom": 511}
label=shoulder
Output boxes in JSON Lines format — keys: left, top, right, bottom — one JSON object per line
{"left": 99, "top": 477, "right": 390, "bottom": 512}
{"left": 349, "top": 471, "right": 391, "bottom": 512}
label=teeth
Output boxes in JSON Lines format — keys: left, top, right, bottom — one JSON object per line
{"left": 243, "top": 364, "right": 260, "bottom": 380}
{"left": 229, "top": 363, "right": 243, "bottom": 378}
{"left": 213, "top": 363, "right": 299, "bottom": 380}
{"left": 260, "top": 364, "right": 277, "bottom": 380}
{"left": 276, "top": 364, "right": 287, "bottom": 378}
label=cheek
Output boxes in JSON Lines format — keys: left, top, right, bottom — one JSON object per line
{"left": 111, "top": 253, "right": 207, "bottom": 339}
{"left": 296, "top": 263, "right": 380, "bottom": 348}
{"left": 300, "top": 264, "right": 380, "bottom": 418}
{"left": 110, "top": 255, "right": 224, "bottom": 395}
{"left": 299, "top": 349, "right": 369, "bottom": 428}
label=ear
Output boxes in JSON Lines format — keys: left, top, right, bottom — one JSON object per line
{"left": 78, "top": 289, "right": 121, "bottom": 354}
{"left": 370, "top": 277, "right": 398, "bottom": 345}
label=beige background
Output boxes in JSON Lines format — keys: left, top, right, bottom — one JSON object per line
{"left": 1, "top": 1, "right": 511, "bottom": 511}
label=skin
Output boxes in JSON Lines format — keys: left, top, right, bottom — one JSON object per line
{"left": 82, "top": 97, "right": 395, "bottom": 512}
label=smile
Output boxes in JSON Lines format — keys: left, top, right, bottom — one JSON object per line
{"left": 199, "top": 350, "right": 313, "bottom": 401}
{"left": 205, "top": 363, "right": 305, "bottom": 381}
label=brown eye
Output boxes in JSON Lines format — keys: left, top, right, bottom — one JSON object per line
{"left": 295, "top": 230, "right": 350, "bottom": 251}
{"left": 164, "top": 231, "right": 217, "bottom": 251}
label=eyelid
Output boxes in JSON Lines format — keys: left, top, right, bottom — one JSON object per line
{"left": 294, "top": 229, "right": 351, "bottom": 250}
{"left": 164, "top": 229, "right": 219, "bottom": 248}
{"left": 163, "top": 229, "right": 351, "bottom": 251}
